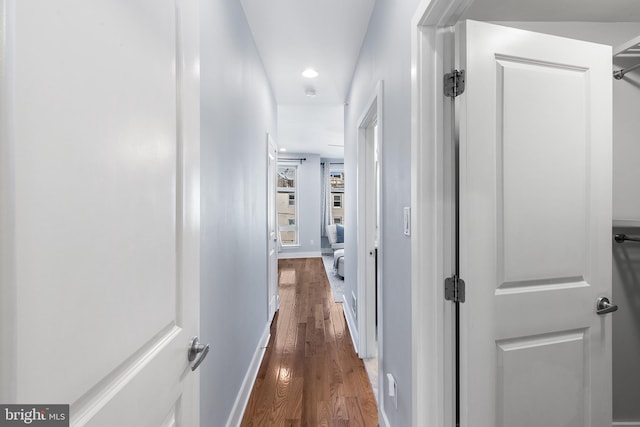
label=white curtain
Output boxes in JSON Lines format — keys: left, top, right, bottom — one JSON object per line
{"left": 321, "top": 162, "right": 332, "bottom": 236}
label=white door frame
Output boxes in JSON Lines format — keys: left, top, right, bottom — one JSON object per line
{"left": 267, "top": 133, "right": 279, "bottom": 320}
{"left": 356, "top": 81, "right": 383, "bottom": 361}
{"left": 410, "top": 0, "right": 475, "bottom": 426}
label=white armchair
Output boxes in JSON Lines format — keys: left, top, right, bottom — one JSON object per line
{"left": 326, "top": 224, "right": 345, "bottom": 278}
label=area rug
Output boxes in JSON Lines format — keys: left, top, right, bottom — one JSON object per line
{"left": 321, "top": 254, "right": 345, "bottom": 303}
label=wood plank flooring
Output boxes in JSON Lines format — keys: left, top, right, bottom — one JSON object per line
{"left": 241, "top": 258, "right": 379, "bottom": 426}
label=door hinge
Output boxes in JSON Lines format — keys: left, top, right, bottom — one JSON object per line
{"left": 445, "top": 275, "right": 466, "bottom": 303}
{"left": 444, "top": 70, "right": 465, "bottom": 98}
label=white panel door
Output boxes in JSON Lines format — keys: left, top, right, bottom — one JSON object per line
{"left": 0, "top": 1, "right": 201, "bottom": 425}
{"left": 456, "top": 21, "right": 612, "bottom": 427}
{"left": 267, "top": 134, "right": 278, "bottom": 319}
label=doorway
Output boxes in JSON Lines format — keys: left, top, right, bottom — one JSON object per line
{"left": 411, "top": 4, "right": 615, "bottom": 426}
{"left": 267, "top": 133, "right": 279, "bottom": 320}
{"left": 356, "top": 81, "right": 384, "bottom": 402}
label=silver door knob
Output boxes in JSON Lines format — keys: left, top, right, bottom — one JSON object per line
{"left": 596, "top": 297, "right": 618, "bottom": 315}
{"left": 188, "top": 336, "right": 210, "bottom": 371}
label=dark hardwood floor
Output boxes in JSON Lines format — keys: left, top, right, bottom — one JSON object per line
{"left": 241, "top": 258, "right": 378, "bottom": 426}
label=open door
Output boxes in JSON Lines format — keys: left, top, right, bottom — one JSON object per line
{"left": 455, "top": 21, "right": 613, "bottom": 426}
{"left": 267, "top": 134, "right": 279, "bottom": 320}
{"left": 1, "top": 1, "right": 201, "bottom": 425}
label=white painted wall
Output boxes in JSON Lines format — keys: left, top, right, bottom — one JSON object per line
{"left": 345, "top": 0, "right": 421, "bottom": 424}
{"left": 278, "top": 153, "right": 322, "bottom": 257}
{"left": 200, "top": 0, "right": 277, "bottom": 423}
{"left": 488, "top": 21, "right": 640, "bottom": 424}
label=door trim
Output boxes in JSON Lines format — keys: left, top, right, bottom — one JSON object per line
{"left": 356, "top": 80, "right": 383, "bottom": 360}
{"left": 410, "top": 0, "right": 475, "bottom": 426}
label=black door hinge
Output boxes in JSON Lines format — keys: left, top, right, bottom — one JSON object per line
{"left": 444, "top": 70, "right": 465, "bottom": 98}
{"left": 445, "top": 275, "right": 466, "bottom": 303}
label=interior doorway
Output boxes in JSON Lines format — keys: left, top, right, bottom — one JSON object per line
{"left": 356, "top": 81, "right": 384, "bottom": 403}
{"left": 267, "top": 133, "right": 279, "bottom": 320}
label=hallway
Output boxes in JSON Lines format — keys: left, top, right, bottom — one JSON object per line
{"left": 241, "top": 258, "right": 378, "bottom": 426}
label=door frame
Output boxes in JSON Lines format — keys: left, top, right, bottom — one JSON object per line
{"left": 266, "top": 133, "right": 279, "bottom": 321}
{"left": 356, "top": 80, "right": 383, "bottom": 362}
{"left": 410, "top": 0, "right": 475, "bottom": 426}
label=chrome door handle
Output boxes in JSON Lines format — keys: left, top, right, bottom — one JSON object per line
{"left": 596, "top": 297, "right": 618, "bottom": 315}
{"left": 188, "top": 336, "right": 210, "bottom": 371}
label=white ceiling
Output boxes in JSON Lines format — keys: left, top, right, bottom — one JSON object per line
{"left": 240, "top": 0, "right": 375, "bottom": 105}
{"left": 278, "top": 105, "right": 344, "bottom": 158}
{"left": 241, "top": 0, "right": 640, "bottom": 158}
{"left": 240, "top": 0, "right": 375, "bottom": 158}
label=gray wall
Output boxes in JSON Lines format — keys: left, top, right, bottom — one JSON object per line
{"left": 200, "top": 0, "right": 277, "bottom": 423}
{"left": 496, "top": 21, "right": 640, "bottom": 423}
{"left": 344, "top": 0, "right": 421, "bottom": 424}
{"left": 278, "top": 153, "right": 321, "bottom": 257}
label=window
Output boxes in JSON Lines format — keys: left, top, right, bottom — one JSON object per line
{"left": 277, "top": 166, "right": 298, "bottom": 245}
{"left": 330, "top": 170, "right": 345, "bottom": 225}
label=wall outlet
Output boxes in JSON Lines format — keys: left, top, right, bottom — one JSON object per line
{"left": 387, "top": 373, "right": 398, "bottom": 409}
{"left": 310, "top": 239, "right": 314, "bottom": 245}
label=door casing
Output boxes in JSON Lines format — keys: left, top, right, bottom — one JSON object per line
{"left": 356, "top": 81, "right": 383, "bottom": 361}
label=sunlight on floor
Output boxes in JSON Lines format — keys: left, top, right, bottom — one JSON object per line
{"left": 279, "top": 268, "right": 296, "bottom": 285}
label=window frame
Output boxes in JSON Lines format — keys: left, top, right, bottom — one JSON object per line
{"left": 277, "top": 165, "right": 299, "bottom": 246}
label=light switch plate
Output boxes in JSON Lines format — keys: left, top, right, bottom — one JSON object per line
{"left": 403, "top": 207, "right": 411, "bottom": 236}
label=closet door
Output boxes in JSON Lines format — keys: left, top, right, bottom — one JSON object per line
{"left": 456, "top": 20, "right": 613, "bottom": 427}
{"left": 1, "top": 1, "right": 201, "bottom": 425}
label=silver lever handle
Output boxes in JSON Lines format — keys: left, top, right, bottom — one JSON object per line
{"left": 596, "top": 297, "right": 618, "bottom": 315}
{"left": 188, "top": 336, "right": 210, "bottom": 371}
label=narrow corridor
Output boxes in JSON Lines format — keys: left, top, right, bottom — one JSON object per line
{"left": 241, "top": 258, "right": 378, "bottom": 426}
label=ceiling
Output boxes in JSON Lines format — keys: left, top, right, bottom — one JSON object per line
{"left": 240, "top": 0, "right": 375, "bottom": 105}
{"left": 278, "top": 105, "right": 344, "bottom": 159}
{"left": 240, "top": 0, "right": 375, "bottom": 158}
{"left": 241, "top": 0, "right": 640, "bottom": 158}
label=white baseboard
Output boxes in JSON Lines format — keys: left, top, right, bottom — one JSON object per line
{"left": 342, "top": 293, "right": 359, "bottom": 354}
{"left": 613, "top": 422, "right": 640, "bottom": 426}
{"left": 380, "top": 407, "right": 392, "bottom": 427}
{"left": 278, "top": 251, "right": 321, "bottom": 259}
{"left": 225, "top": 322, "right": 271, "bottom": 427}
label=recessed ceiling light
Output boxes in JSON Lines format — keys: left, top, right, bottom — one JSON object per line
{"left": 302, "top": 68, "right": 319, "bottom": 78}
{"left": 280, "top": 148, "right": 287, "bottom": 152}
